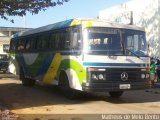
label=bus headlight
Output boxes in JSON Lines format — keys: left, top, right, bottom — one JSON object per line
{"left": 141, "top": 73, "right": 150, "bottom": 79}
{"left": 91, "top": 73, "right": 105, "bottom": 80}
{"left": 99, "top": 74, "right": 105, "bottom": 80}
{"left": 141, "top": 74, "right": 145, "bottom": 79}
{"left": 91, "top": 74, "right": 98, "bottom": 80}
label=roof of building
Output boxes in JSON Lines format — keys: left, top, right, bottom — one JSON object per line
{"left": 0, "top": 27, "right": 31, "bottom": 31}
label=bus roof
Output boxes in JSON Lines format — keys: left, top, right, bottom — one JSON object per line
{"left": 12, "top": 18, "right": 145, "bottom": 38}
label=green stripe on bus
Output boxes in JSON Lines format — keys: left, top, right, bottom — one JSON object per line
{"left": 27, "top": 53, "right": 48, "bottom": 76}
{"left": 59, "top": 59, "right": 86, "bottom": 86}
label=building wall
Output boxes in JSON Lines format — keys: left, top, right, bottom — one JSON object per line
{"left": 158, "top": 0, "right": 160, "bottom": 58}
{"left": 99, "top": 0, "right": 160, "bottom": 57}
{"left": 0, "top": 38, "right": 10, "bottom": 54}
{"left": 0, "top": 27, "right": 31, "bottom": 54}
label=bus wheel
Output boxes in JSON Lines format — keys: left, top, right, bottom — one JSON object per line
{"left": 109, "top": 91, "right": 123, "bottom": 98}
{"left": 20, "top": 67, "right": 35, "bottom": 87}
{"left": 59, "top": 71, "right": 78, "bottom": 99}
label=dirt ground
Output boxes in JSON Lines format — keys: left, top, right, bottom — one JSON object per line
{"left": 0, "top": 73, "right": 160, "bottom": 120}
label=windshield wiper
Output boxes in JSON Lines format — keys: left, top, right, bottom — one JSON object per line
{"left": 125, "top": 48, "right": 141, "bottom": 58}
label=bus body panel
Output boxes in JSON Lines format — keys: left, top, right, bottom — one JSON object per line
{"left": 16, "top": 52, "right": 86, "bottom": 90}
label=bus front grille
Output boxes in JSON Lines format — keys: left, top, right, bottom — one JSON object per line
{"left": 88, "top": 68, "right": 149, "bottom": 83}
{"left": 106, "top": 68, "right": 139, "bottom": 82}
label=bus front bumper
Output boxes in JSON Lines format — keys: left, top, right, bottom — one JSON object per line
{"left": 82, "top": 82, "right": 151, "bottom": 92}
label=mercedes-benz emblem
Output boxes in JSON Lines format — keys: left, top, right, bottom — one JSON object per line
{"left": 121, "top": 72, "right": 128, "bottom": 81}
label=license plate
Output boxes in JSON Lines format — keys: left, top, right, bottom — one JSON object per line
{"left": 119, "top": 84, "right": 131, "bottom": 89}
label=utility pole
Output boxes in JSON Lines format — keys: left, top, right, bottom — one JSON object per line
{"left": 130, "top": 11, "right": 133, "bottom": 25}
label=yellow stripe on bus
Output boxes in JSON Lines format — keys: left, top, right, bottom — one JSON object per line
{"left": 70, "top": 19, "right": 81, "bottom": 26}
{"left": 43, "top": 53, "right": 62, "bottom": 84}
{"left": 82, "top": 21, "right": 92, "bottom": 27}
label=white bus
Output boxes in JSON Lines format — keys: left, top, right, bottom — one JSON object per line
{"left": 9, "top": 18, "right": 151, "bottom": 99}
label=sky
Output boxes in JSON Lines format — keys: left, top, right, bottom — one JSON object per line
{"left": 0, "top": 0, "right": 129, "bottom": 28}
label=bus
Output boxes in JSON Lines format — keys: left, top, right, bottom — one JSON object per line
{"left": 9, "top": 18, "right": 151, "bottom": 99}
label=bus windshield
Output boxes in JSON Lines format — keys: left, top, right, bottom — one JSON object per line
{"left": 85, "top": 27, "right": 148, "bottom": 57}
{"left": 122, "top": 29, "right": 147, "bottom": 57}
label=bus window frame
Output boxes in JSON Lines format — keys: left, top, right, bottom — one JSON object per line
{"left": 10, "top": 38, "right": 18, "bottom": 52}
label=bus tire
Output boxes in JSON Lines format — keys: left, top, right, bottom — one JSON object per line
{"left": 109, "top": 91, "right": 123, "bottom": 98}
{"left": 20, "top": 67, "right": 35, "bottom": 87}
{"left": 59, "top": 71, "right": 78, "bottom": 99}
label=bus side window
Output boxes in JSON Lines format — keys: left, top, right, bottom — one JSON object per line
{"left": 70, "top": 32, "right": 81, "bottom": 50}
{"left": 55, "top": 33, "right": 60, "bottom": 50}
{"left": 25, "top": 38, "right": 31, "bottom": 50}
{"left": 49, "top": 33, "right": 56, "bottom": 50}
{"left": 25, "top": 37, "right": 37, "bottom": 51}
{"left": 10, "top": 39, "right": 17, "bottom": 52}
{"left": 41, "top": 34, "right": 49, "bottom": 50}
{"left": 49, "top": 32, "right": 60, "bottom": 50}
{"left": 17, "top": 38, "right": 25, "bottom": 51}
{"left": 60, "top": 30, "right": 70, "bottom": 51}
{"left": 61, "top": 27, "right": 81, "bottom": 54}
{"left": 37, "top": 35, "right": 49, "bottom": 50}
{"left": 64, "top": 33, "right": 70, "bottom": 50}
{"left": 36, "top": 36, "right": 42, "bottom": 50}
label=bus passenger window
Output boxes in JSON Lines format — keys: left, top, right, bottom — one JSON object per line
{"left": 37, "top": 35, "right": 49, "bottom": 50}
{"left": 49, "top": 34, "right": 56, "bottom": 49}
{"left": 10, "top": 39, "right": 17, "bottom": 52}
{"left": 63, "top": 33, "right": 70, "bottom": 50}
{"left": 70, "top": 32, "right": 81, "bottom": 50}
{"left": 25, "top": 37, "right": 37, "bottom": 51}
{"left": 41, "top": 39, "right": 48, "bottom": 49}
{"left": 17, "top": 39, "right": 25, "bottom": 50}
{"left": 25, "top": 39, "right": 31, "bottom": 50}
{"left": 55, "top": 34, "right": 60, "bottom": 50}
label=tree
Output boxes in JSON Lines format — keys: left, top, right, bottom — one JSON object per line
{"left": 0, "top": 0, "right": 69, "bottom": 23}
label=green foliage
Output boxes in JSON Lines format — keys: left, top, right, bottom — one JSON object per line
{"left": 0, "top": 0, "right": 69, "bottom": 23}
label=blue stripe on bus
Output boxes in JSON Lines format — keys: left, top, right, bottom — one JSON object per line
{"left": 83, "top": 62, "right": 146, "bottom": 67}
{"left": 38, "top": 54, "right": 54, "bottom": 76}
{"left": 51, "top": 19, "right": 73, "bottom": 31}
{"left": 21, "top": 54, "right": 29, "bottom": 74}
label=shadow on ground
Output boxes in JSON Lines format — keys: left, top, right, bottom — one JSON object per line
{"left": 0, "top": 73, "right": 160, "bottom": 110}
